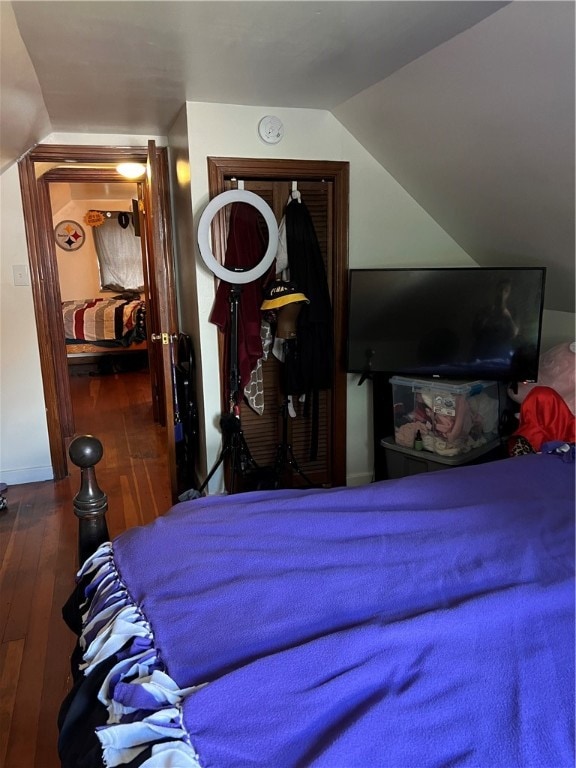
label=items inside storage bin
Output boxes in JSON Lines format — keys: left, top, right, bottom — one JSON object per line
{"left": 391, "top": 376, "right": 499, "bottom": 457}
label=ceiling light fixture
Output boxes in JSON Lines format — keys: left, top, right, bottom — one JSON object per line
{"left": 116, "top": 162, "right": 146, "bottom": 179}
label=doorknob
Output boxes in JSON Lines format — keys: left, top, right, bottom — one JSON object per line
{"left": 150, "top": 332, "right": 178, "bottom": 344}
{"left": 150, "top": 332, "right": 169, "bottom": 344}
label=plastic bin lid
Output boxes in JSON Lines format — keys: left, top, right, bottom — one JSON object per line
{"left": 380, "top": 435, "right": 502, "bottom": 465}
{"left": 389, "top": 375, "right": 496, "bottom": 394}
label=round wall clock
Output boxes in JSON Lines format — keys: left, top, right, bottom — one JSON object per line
{"left": 54, "top": 220, "right": 86, "bottom": 251}
{"left": 258, "top": 115, "right": 284, "bottom": 144}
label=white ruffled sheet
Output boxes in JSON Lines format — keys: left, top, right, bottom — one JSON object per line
{"left": 77, "top": 543, "right": 203, "bottom": 768}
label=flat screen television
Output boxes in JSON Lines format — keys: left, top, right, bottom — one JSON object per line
{"left": 347, "top": 267, "right": 546, "bottom": 382}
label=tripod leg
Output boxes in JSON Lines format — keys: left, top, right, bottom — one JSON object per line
{"left": 271, "top": 394, "right": 316, "bottom": 488}
{"left": 229, "top": 434, "right": 241, "bottom": 494}
{"left": 227, "top": 430, "right": 261, "bottom": 493}
{"left": 272, "top": 442, "right": 287, "bottom": 489}
{"left": 284, "top": 443, "right": 316, "bottom": 486}
{"left": 197, "top": 441, "right": 230, "bottom": 494}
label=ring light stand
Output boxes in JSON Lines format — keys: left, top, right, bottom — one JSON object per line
{"left": 197, "top": 189, "right": 279, "bottom": 495}
{"left": 273, "top": 373, "right": 316, "bottom": 489}
{"left": 198, "top": 189, "right": 278, "bottom": 284}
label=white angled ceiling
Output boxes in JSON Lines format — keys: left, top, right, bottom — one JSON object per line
{"left": 2, "top": 1, "right": 574, "bottom": 312}
{"left": 9, "top": 1, "right": 507, "bottom": 134}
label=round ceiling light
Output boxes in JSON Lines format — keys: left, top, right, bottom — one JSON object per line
{"left": 116, "top": 163, "right": 146, "bottom": 179}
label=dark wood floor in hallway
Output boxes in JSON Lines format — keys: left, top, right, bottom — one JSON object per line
{"left": 0, "top": 367, "right": 171, "bottom": 767}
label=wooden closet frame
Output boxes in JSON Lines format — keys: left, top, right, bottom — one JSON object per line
{"left": 207, "top": 157, "right": 349, "bottom": 487}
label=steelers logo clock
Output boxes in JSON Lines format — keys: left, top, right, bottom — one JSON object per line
{"left": 54, "top": 220, "right": 86, "bottom": 251}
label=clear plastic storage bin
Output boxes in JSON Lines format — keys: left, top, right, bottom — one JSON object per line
{"left": 390, "top": 376, "right": 499, "bottom": 457}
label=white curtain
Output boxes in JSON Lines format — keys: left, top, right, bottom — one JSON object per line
{"left": 93, "top": 212, "right": 144, "bottom": 291}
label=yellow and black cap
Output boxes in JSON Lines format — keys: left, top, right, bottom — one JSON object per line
{"left": 261, "top": 280, "right": 309, "bottom": 310}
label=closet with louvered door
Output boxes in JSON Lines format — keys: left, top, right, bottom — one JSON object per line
{"left": 207, "top": 157, "right": 349, "bottom": 489}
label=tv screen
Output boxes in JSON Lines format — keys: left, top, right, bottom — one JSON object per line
{"left": 347, "top": 267, "right": 546, "bottom": 382}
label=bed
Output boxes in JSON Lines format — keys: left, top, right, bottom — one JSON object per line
{"left": 58, "top": 436, "right": 575, "bottom": 768}
{"left": 62, "top": 296, "right": 147, "bottom": 360}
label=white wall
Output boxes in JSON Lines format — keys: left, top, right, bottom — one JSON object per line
{"left": 0, "top": 164, "right": 52, "bottom": 483}
{"left": 0, "top": 133, "right": 159, "bottom": 485}
{"left": 184, "top": 103, "right": 475, "bottom": 488}
{"left": 541, "top": 310, "right": 575, "bottom": 352}
{"left": 2, "top": 121, "right": 573, "bottom": 488}
{"left": 52, "top": 196, "right": 135, "bottom": 300}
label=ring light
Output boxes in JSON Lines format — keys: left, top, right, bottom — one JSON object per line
{"left": 197, "top": 189, "right": 279, "bottom": 284}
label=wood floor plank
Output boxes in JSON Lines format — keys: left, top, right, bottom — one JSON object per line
{"left": 4, "top": 484, "right": 62, "bottom": 767}
{"left": 2, "top": 365, "right": 171, "bottom": 768}
{"left": 120, "top": 474, "right": 141, "bottom": 530}
{"left": 34, "top": 497, "right": 76, "bottom": 768}
{"left": 0, "top": 639, "right": 24, "bottom": 768}
{"left": 39, "top": 489, "right": 80, "bottom": 704}
{"left": 0, "top": 504, "right": 22, "bottom": 644}
{"left": 0, "top": 499, "right": 18, "bottom": 575}
{"left": 1, "top": 497, "right": 47, "bottom": 644}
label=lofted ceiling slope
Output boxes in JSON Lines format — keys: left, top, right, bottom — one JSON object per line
{"left": 334, "top": 1, "right": 575, "bottom": 313}
{"left": 2, "top": 1, "right": 574, "bottom": 313}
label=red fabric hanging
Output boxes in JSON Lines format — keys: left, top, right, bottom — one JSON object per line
{"left": 510, "top": 385, "right": 575, "bottom": 452}
{"left": 210, "top": 202, "right": 273, "bottom": 394}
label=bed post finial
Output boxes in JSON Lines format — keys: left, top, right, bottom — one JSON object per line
{"left": 69, "top": 435, "right": 109, "bottom": 565}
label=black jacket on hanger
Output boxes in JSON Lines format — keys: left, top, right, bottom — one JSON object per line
{"left": 284, "top": 197, "right": 333, "bottom": 459}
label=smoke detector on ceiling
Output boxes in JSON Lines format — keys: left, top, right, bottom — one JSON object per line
{"left": 258, "top": 115, "right": 284, "bottom": 144}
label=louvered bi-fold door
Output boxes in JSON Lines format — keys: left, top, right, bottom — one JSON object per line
{"left": 231, "top": 180, "right": 331, "bottom": 487}
{"left": 211, "top": 162, "right": 348, "bottom": 490}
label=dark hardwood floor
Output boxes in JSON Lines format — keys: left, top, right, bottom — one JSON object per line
{"left": 0, "top": 363, "right": 171, "bottom": 768}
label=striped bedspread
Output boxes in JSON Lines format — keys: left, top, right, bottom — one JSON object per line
{"left": 62, "top": 298, "right": 145, "bottom": 343}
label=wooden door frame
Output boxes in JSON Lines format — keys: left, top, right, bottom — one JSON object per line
{"left": 18, "top": 144, "right": 170, "bottom": 480}
{"left": 142, "top": 140, "right": 180, "bottom": 498}
{"left": 207, "top": 157, "right": 349, "bottom": 486}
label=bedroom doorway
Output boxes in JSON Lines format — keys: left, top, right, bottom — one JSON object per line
{"left": 18, "top": 143, "right": 180, "bottom": 498}
{"left": 51, "top": 175, "right": 153, "bottom": 469}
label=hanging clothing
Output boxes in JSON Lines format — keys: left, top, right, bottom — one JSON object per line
{"left": 210, "top": 202, "right": 274, "bottom": 395}
{"left": 275, "top": 216, "right": 289, "bottom": 276}
{"left": 284, "top": 197, "right": 333, "bottom": 460}
{"left": 284, "top": 197, "right": 333, "bottom": 394}
{"left": 244, "top": 321, "right": 274, "bottom": 416}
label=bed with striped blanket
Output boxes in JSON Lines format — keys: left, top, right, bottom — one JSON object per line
{"left": 63, "top": 298, "right": 146, "bottom": 353}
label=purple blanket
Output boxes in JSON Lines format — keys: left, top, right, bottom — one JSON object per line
{"left": 82, "top": 453, "right": 575, "bottom": 767}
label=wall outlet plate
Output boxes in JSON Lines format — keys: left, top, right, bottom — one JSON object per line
{"left": 13, "top": 264, "right": 30, "bottom": 286}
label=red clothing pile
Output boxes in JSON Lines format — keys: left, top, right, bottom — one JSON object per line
{"left": 510, "top": 386, "right": 575, "bottom": 453}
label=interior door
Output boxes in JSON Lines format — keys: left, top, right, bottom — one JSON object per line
{"left": 18, "top": 143, "right": 183, "bottom": 499}
{"left": 207, "top": 157, "right": 349, "bottom": 489}
{"left": 142, "top": 140, "right": 180, "bottom": 498}
{"left": 228, "top": 179, "right": 333, "bottom": 487}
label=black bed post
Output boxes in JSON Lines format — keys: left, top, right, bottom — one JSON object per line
{"left": 68, "top": 435, "right": 109, "bottom": 565}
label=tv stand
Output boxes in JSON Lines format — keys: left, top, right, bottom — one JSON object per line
{"left": 357, "top": 348, "right": 375, "bottom": 386}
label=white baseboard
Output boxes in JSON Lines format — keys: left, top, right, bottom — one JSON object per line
{"left": 0, "top": 466, "right": 54, "bottom": 486}
{"left": 346, "top": 471, "right": 374, "bottom": 487}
